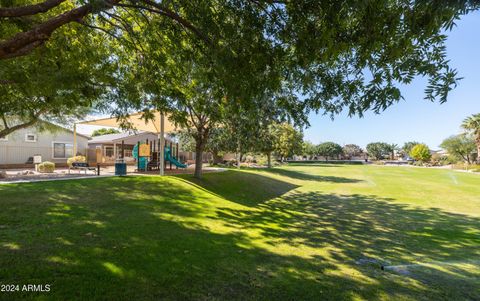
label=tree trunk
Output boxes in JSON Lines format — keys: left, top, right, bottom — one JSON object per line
{"left": 194, "top": 137, "right": 205, "bottom": 178}
{"left": 267, "top": 152, "right": 271, "bottom": 168}
{"left": 476, "top": 135, "right": 480, "bottom": 164}
{"left": 477, "top": 145, "right": 480, "bottom": 164}
{"left": 236, "top": 137, "right": 241, "bottom": 169}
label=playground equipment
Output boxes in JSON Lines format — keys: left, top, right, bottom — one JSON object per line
{"left": 165, "top": 146, "right": 187, "bottom": 168}
{"left": 132, "top": 143, "right": 149, "bottom": 171}
{"left": 133, "top": 142, "right": 187, "bottom": 171}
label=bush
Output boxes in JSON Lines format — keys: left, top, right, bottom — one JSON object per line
{"left": 430, "top": 153, "right": 450, "bottom": 166}
{"left": 412, "top": 161, "right": 424, "bottom": 166}
{"left": 67, "top": 155, "right": 86, "bottom": 168}
{"left": 287, "top": 160, "right": 363, "bottom": 165}
{"left": 38, "top": 161, "right": 55, "bottom": 173}
{"left": 467, "top": 164, "right": 480, "bottom": 172}
{"left": 410, "top": 144, "right": 431, "bottom": 162}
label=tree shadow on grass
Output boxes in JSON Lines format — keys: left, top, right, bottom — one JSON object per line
{"left": 173, "top": 171, "right": 299, "bottom": 207}
{"left": 0, "top": 177, "right": 479, "bottom": 300}
{"left": 256, "top": 167, "right": 363, "bottom": 183}
{"left": 212, "top": 191, "right": 480, "bottom": 299}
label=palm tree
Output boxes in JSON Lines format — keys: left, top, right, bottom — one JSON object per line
{"left": 461, "top": 113, "right": 480, "bottom": 163}
{"left": 390, "top": 143, "right": 399, "bottom": 160}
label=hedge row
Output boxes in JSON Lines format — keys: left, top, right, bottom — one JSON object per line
{"left": 286, "top": 160, "right": 364, "bottom": 165}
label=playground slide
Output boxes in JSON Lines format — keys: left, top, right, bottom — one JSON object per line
{"left": 165, "top": 147, "right": 187, "bottom": 168}
{"left": 134, "top": 144, "right": 187, "bottom": 169}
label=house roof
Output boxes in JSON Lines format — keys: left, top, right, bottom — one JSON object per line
{"left": 88, "top": 132, "right": 165, "bottom": 145}
{"left": 88, "top": 132, "right": 135, "bottom": 144}
{"left": 40, "top": 119, "right": 91, "bottom": 139}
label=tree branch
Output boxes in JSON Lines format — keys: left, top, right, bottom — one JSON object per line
{"left": 114, "top": 1, "right": 211, "bottom": 45}
{"left": 0, "top": 0, "right": 211, "bottom": 60}
{"left": 0, "top": 108, "right": 46, "bottom": 138}
{"left": 0, "top": 3, "right": 94, "bottom": 59}
{"left": 0, "top": 0, "right": 66, "bottom": 18}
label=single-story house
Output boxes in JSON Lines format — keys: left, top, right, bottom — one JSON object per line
{"left": 0, "top": 123, "right": 90, "bottom": 168}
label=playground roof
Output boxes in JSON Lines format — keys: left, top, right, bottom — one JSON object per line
{"left": 77, "top": 111, "right": 177, "bottom": 133}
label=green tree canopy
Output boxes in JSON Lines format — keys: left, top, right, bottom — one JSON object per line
{"left": 302, "top": 141, "right": 318, "bottom": 159}
{"left": 2, "top": 0, "right": 479, "bottom": 121}
{"left": 401, "top": 141, "right": 422, "bottom": 157}
{"left": 410, "top": 144, "right": 431, "bottom": 162}
{"left": 0, "top": 20, "right": 116, "bottom": 139}
{"left": 316, "top": 142, "right": 343, "bottom": 161}
{"left": 91, "top": 128, "right": 121, "bottom": 137}
{"left": 342, "top": 144, "right": 363, "bottom": 160}
{"left": 271, "top": 123, "right": 303, "bottom": 161}
{"left": 440, "top": 134, "right": 476, "bottom": 164}
{"left": 366, "top": 142, "right": 391, "bottom": 160}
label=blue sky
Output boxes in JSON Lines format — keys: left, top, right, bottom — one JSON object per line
{"left": 303, "top": 11, "right": 480, "bottom": 150}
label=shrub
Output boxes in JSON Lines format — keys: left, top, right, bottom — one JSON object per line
{"left": 413, "top": 161, "right": 424, "bottom": 166}
{"left": 287, "top": 160, "right": 364, "bottom": 165}
{"left": 410, "top": 144, "right": 431, "bottom": 162}
{"left": 38, "top": 161, "right": 55, "bottom": 173}
{"left": 430, "top": 153, "right": 450, "bottom": 166}
{"left": 67, "top": 155, "right": 86, "bottom": 168}
{"left": 467, "top": 164, "right": 480, "bottom": 172}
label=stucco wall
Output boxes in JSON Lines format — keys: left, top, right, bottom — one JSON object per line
{"left": 0, "top": 126, "right": 89, "bottom": 165}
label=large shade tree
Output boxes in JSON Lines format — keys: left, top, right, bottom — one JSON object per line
{"left": 2, "top": 1, "right": 480, "bottom": 174}
{"left": 0, "top": 22, "right": 115, "bottom": 138}
{"left": 2, "top": 1, "right": 479, "bottom": 110}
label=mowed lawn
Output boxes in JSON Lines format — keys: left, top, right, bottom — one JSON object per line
{"left": 0, "top": 164, "right": 479, "bottom": 300}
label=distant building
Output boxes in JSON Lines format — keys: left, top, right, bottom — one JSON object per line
{"left": 0, "top": 123, "right": 90, "bottom": 167}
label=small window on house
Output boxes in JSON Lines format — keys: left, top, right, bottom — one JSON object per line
{"left": 25, "top": 133, "right": 37, "bottom": 142}
{"left": 0, "top": 135, "right": 7, "bottom": 141}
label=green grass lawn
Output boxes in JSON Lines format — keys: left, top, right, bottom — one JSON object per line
{"left": 0, "top": 164, "right": 479, "bottom": 300}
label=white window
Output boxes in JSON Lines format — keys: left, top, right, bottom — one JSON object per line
{"left": 25, "top": 133, "right": 37, "bottom": 142}
{"left": 0, "top": 135, "right": 7, "bottom": 141}
{"left": 53, "top": 142, "right": 73, "bottom": 159}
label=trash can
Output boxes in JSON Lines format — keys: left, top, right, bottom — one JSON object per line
{"left": 115, "top": 162, "right": 127, "bottom": 176}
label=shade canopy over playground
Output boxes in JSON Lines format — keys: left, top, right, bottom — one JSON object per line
{"left": 74, "top": 111, "right": 178, "bottom": 175}
{"left": 77, "top": 111, "right": 177, "bottom": 133}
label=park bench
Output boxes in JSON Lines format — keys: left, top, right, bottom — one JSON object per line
{"left": 69, "top": 162, "right": 98, "bottom": 175}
